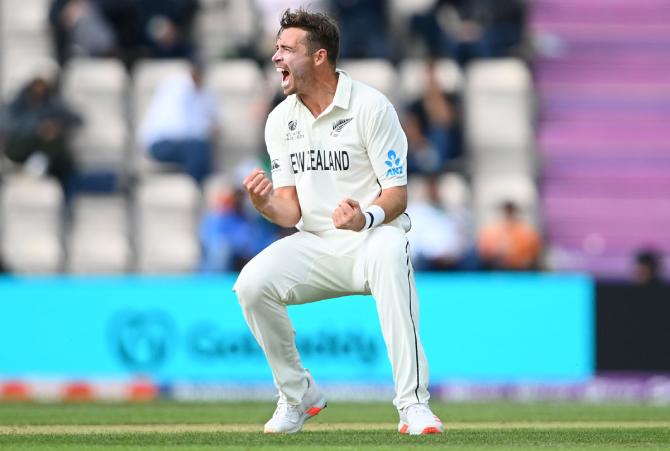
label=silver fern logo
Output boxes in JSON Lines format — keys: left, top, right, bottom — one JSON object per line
{"left": 331, "top": 117, "right": 354, "bottom": 137}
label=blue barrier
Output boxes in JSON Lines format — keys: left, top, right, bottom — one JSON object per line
{"left": 0, "top": 273, "right": 593, "bottom": 383}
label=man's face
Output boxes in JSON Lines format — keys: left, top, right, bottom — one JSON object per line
{"left": 272, "top": 27, "right": 314, "bottom": 96}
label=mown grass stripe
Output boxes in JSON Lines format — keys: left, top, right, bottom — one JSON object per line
{"left": 2, "top": 421, "right": 670, "bottom": 435}
{"left": 0, "top": 428, "right": 669, "bottom": 449}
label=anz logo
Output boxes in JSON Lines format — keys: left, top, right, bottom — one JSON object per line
{"left": 385, "top": 150, "right": 403, "bottom": 177}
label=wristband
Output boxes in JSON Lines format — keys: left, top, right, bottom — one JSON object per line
{"left": 363, "top": 204, "right": 386, "bottom": 229}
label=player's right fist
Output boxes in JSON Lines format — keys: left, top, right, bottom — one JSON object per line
{"left": 242, "top": 168, "right": 273, "bottom": 209}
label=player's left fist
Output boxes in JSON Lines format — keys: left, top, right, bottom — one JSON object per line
{"left": 333, "top": 198, "right": 365, "bottom": 231}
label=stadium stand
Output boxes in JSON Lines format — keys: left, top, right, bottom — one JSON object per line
{"left": 398, "top": 58, "right": 463, "bottom": 103}
{"left": 0, "top": 0, "right": 52, "bottom": 100}
{"left": 0, "top": 0, "right": 551, "bottom": 277}
{"left": 67, "top": 194, "right": 131, "bottom": 274}
{"left": 464, "top": 58, "right": 536, "bottom": 176}
{"left": 205, "top": 59, "right": 267, "bottom": 171}
{"left": 130, "top": 58, "right": 192, "bottom": 175}
{"left": 134, "top": 173, "right": 201, "bottom": 273}
{"left": 472, "top": 173, "right": 539, "bottom": 231}
{"left": 195, "top": 0, "right": 257, "bottom": 61}
{"left": 532, "top": 0, "right": 670, "bottom": 278}
{"left": 61, "top": 58, "right": 130, "bottom": 173}
{"left": 338, "top": 59, "right": 400, "bottom": 105}
{"left": 0, "top": 174, "right": 64, "bottom": 273}
{"left": 438, "top": 171, "right": 472, "bottom": 211}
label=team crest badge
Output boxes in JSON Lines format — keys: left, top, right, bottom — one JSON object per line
{"left": 330, "top": 117, "right": 353, "bottom": 137}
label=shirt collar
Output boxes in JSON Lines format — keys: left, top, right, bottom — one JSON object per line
{"left": 332, "top": 69, "right": 352, "bottom": 110}
{"left": 291, "top": 69, "right": 352, "bottom": 117}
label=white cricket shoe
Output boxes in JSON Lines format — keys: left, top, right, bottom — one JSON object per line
{"left": 398, "top": 403, "right": 444, "bottom": 435}
{"left": 263, "top": 373, "right": 327, "bottom": 433}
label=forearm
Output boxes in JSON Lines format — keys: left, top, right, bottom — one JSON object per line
{"left": 332, "top": 186, "right": 408, "bottom": 232}
{"left": 371, "top": 185, "right": 407, "bottom": 223}
{"left": 257, "top": 193, "right": 302, "bottom": 228}
{"left": 243, "top": 169, "right": 301, "bottom": 228}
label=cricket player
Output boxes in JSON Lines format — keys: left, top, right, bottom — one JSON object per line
{"left": 234, "top": 8, "right": 444, "bottom": 435}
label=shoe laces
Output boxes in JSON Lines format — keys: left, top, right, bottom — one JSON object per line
{"left": 272, "top": 396, "right": 299, "bottom": 420}
{"left": 405, "top": 403, "right": 437, "bottom": 422}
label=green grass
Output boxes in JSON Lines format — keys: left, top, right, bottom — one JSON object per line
{"left": 1, "top": 401, "right": 669, "bottom": 450}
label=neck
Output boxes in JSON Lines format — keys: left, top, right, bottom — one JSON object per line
{"left": 298, "top": 70, "right": 339, "bottom": 118}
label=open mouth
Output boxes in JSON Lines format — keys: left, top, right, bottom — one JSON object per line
{"left": 276, "top": 67, "right": 290, "bottom": 88}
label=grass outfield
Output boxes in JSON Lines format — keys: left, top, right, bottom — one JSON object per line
{"left": 0, "top": 401, "right": 669, "bottom": 450}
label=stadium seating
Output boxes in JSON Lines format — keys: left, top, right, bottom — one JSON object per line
{"left": 67, "top": 194, "right": 131, "bottom": 274}
{"left": 398, "top": 58, "right": 463, "bottom": 103}
{"left": 0, "top": 175, "right": 64, "bottom": 273}
{"left": 205, "top": 59, "right": 266, "bottom": 171}
{"left": 134, "top": 174, "right": 201, "bottom": 273}
{"left": 0, "top": 0, "right": 548, "bottom": 276}
{"left": 130, "top": 59, "right": 192, "bottom": 175}
{"left": 339, "top": 59, "right": 400, "bottom": 105}
{"left": 472, "top": 173, "right": 539, "bottom": 231}
{"left": 61, "top": 58, "right": 130, "bottom": 172}
{"left": 532, "top": 0, "right": 670, "bottom": 277}
{"left": 195, "top": 0, "right": 257, "bottom": 61}
{"left": 437, "top": 172, "right": 471, "bottom": 211}
{"left": 464, "top": 59, "right": 536, "bottom": 177}
{"left": 0, "top": 0, "right": 53, "bottom": 100}
{"left": 462, "top": 59, "right": 537, "bottom": 235}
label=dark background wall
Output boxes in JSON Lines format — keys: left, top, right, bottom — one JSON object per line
{"left": 596, "top": 283, "right": 670, "bottom": 372}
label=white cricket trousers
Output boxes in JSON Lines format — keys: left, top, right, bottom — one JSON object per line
{"left": 233, "top": 220, "right": 430, "bottom": 410}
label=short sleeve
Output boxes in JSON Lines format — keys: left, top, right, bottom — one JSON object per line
{"left": 264, "top": 110, "right": 295, "bottom": 188}
{"left": 365, "top": 104, "right": 408, "bottom": 189}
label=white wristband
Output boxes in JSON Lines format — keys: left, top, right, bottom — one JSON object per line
{"left": 363, "top": 204, "right": 386, "bottom": 230}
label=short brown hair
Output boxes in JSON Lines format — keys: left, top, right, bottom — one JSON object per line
{"left": 279, "top": 8, "right": 340, "bottom": 67}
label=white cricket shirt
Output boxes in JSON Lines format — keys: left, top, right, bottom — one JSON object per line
{"left": 266, "top": 70, "right": 408, "bottom": 232}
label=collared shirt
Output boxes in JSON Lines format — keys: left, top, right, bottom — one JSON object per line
{"left": 266, "top": 70, "right": 408, "bottom": 232}
{"left": 139, "top": 74, "right": 218, "bottom": 149}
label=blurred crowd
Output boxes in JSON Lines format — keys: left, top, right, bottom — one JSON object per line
{"left": 0, "top": 0, "right": 663, "bottom": 281}
{"left": 46, "top": 0, "right": 528, "bottom": 67}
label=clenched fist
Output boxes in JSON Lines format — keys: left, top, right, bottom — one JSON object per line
{"left": 242, "top": 168, "right": 273, "bottom": 210}
{"left": 332, "top": 198, "right": 365, "bottom": 231}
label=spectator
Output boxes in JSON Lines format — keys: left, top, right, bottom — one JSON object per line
{"left": 50, "top": 0, "right": 198, "bottom": 68}
{"left": 477, "top": 200, "right": 541, "bottom": 270}
{"left": 0, "top": 76, "right": 117, "bottom": 202}
{"left": 408, "top": 0, "right": 526, "bottom": 64}
{"left": 137, "top": 0, "right": 200, "bottom": 59}
{"left": 468, "top": 0, "right": 527, "bottom": 60}
{"left": 199, "top": 183, "right": 278, "bottom": 272}
{"left": 331, "top": 0, "right": 392, "bottom": 59}
{"left": 2, "top": 76, "right": 78, "bottom": 191}
{"left": 407, "top": 0, "right": 454, "bottom": 58}
{"left": 49, "top": 0, "right": 143, "bottom": 67}
{"left": 138, "top": 63, "right": 219, "bottom": 184}
{"left": 403, "top": 59, "right": 461, "bottom": 175}
{"left": 632, "top": 249, "right": 664, "bottom": 286}
{"left": 406, "top": 175, "right": 473, "bottom": 270}
{"left": 49, "top": 0, "right": 117, "bottom": 65}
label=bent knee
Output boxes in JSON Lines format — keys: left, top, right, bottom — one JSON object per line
{"left": 234, "top": 261, "right": 273, "bottom": 308}
{"left": 233, "top": 259, "right": 279, "bottom": 308}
